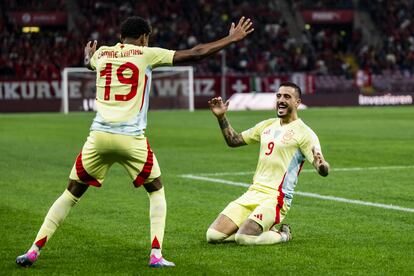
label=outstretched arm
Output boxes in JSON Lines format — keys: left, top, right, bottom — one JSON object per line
{"left": 312, "top": 147, "right": 330, "bottom": 177}
{"left": 173, "top": 17, "right": 254, "bottom": 64}
{"left": 84, "top": 40, "right": 97, "bottom": 71}
{"left": 208, "top": 97, "right": 246, "bottom": 148}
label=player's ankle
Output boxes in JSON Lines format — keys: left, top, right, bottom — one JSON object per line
{"left": 150, "top": 248, "right": 162, "bottom": 258}
{"left": 27, "top": 250, "right": 39, "bottom": 261}
{"left": 28, "top": 244, "right": 41, "bottom": 254}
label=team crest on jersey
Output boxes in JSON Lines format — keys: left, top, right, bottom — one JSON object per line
{"left": 281, "top": 129, "right": 295, "bottom": 144}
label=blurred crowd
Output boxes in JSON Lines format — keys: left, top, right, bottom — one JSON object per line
{"left": 5, "top": 0, "right": 66, "bottom": 11}
{"left": 0, "top": 0, "right": 77, "bottom": 79}
{"left": 76, "top": 0, "right": 293, "bottom": 74}
{"left": 358, "top": 0, "right": 414, "bottom": 74}
{"left": 1, "top": 0, "right": 414, "bottom": 79}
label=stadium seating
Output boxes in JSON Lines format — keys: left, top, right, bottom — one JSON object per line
{"left": 2, "top": 0, "right": 414, "bottom": 93}
{"left": 359, "top": 0, "right": 414, "bottom": 73}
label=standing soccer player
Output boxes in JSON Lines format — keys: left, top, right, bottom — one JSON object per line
{"left": 206, "top": 82, "right": 330, "bottom": 245}
{"left": 16, "top": 16, "right": 253, "bottom": 268}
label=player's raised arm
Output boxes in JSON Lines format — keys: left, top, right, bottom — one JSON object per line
{"left": 173, "top": 16, "right": 254, "bottom": 64}
{"left": 312, "top": 147, "right": 330, "bottom": 177}
{"left": 208, "top": 97, "right": 246, "bottom": 148}
{"left": 84, "top": 40, "right": 97, "bottom": 70}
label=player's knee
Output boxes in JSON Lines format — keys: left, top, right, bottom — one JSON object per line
{"left": 144, "top": 177, "right": 163, "bottom": 193}
{"left": 235, "top": 233, "right": 256, "bottom": 245}
{"left": 206, "top": 228, "right": 228, "bottom": 243}
{"left": 67, "top": 180, "right": 88, "bottom": 198}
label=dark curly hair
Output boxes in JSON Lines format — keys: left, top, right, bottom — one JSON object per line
{"left": 120, "top": 16, "right": 151, "bottom": 40}
{"left": 280, "top": 81, "right": 302, "bottom": 98}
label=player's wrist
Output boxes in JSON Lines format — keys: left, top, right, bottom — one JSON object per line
{"left": 225, "top": 34, "right": 238, "bottom": 44}
{"left": 84, "top": 55, "right": 90, "bottom": 65}
{"left": 216, "top": 114, "right": 226, "bottom": 120}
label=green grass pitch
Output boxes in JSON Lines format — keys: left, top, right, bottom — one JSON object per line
{"left": 1, "top": 107, "right": 413, "bottom": 275}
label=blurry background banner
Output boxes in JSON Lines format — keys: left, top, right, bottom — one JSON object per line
{"left": 8, "top": 12, "right": 67, "bottom": 26}
{"left": 1, "top": 75, "right": 412, "bottom": 112}
{"left": 301, "top": 10, "right": 354, "bottom": 24}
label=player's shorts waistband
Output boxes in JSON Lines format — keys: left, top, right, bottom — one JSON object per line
{"left": 90, "top": 129, "right": 145, "bottom": 137}
{"left": 90, "top": 121, "right": 145, "bottom": 136}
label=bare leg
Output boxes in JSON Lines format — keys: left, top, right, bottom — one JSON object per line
{"left": 206, "top": 214, "right": 239, "bottom": 243}
{"left": 237, "top": 219, "right": 262, "bottom": 235}
{"left": 67, "top": 180, "right": 89, "bottom": 197}
{"left": 143, "top": 177, "right": 162, "bottom": 193}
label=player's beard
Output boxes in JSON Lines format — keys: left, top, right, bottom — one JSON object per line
{"left": 276, "top": 104, "right": 291, "bottom": 118}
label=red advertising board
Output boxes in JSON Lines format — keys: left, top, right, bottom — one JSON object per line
{"left": 227, "top": 76, "right": 251, "bottom": 94}
{"left": 301, "top": 10, "right": 353, "bottom": 24}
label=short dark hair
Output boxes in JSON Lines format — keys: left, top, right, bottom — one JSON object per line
{"left": 279, "top": 81, "right": 302, "bottom": 98}
{"left": 120, "top": 16, "right": 151, "bottom": 40}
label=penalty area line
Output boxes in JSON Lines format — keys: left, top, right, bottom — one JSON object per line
{"left": 180, "top": 174, "right": 414, "bottom": 213}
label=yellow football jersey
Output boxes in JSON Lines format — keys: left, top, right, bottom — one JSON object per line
{"left": 89, "top": 43, "right": 175, "bottom": 135}
{"left": 241, "top": 118, "right": 322, "bottom": 206}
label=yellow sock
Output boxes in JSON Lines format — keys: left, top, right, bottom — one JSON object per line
{"left": 29, "top": 189, "right": 79, "bottom": 252}
{"left": 235, "top": 231, "right": 283, "bottom": 245}
{"left": 148, "top": 188, "right": 166, "bottom": 257}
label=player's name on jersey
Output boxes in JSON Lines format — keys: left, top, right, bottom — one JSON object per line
{"left": 98, "top": 49, "right": 143, "bottom": 59}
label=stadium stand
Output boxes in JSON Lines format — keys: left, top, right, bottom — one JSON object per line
{"left": 1, "top": 0, "right": 414, "bottom": 93}
{"left": 359, "top": 0, "right": 414, "bottom": 73}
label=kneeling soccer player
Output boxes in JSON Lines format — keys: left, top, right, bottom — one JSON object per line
{"left": 206, "top": 82, "right": 330, "bottom": 245}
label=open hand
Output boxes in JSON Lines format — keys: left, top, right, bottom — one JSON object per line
{"left": 228, "top": 17, "right": 254, "bottom": 42}
{"left": 84, "top": 40, "right": 97, "bottom": 63}
{"left": 208, "top": 97, "right": 229, "bottom": 118}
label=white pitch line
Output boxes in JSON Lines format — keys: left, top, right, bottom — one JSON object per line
{"left": 180, "top": 174, "right": 414, "bottom": 213}
{"left": 180, "top": 174, "right": 250, "bottom": 187}
{"left": 194, "top": 165, "right": 414, "bottom": 176}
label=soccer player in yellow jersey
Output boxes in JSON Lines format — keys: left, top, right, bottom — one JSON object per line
{"left": 206, "top": 82, "right": 330, "bottom": 245}
{"left": 16, "top": 16, "right": 254, "bottom": 268}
